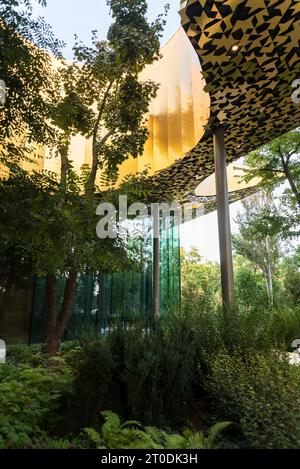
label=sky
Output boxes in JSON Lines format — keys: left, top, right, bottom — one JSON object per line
{"left": 31, "top": 0, "right": 242, "bottom": 262}
{"left": 32, "top": 0, "right": 182, "bottom": 59}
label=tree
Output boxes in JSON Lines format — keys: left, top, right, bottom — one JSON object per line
{"left": 0, "top": 0, "right": 63, "bottom": 163}
{"left": 281, "top": 247, "right": 300, "bottom": 305}
{"left": 1, "top": 0, "right": 168, "bottom": 354}
{"left": 180, "top": 247, "right": 221, "bottom": 313}
{"left": 233, "top": 193, "right": 283, "bottom": 306}
{"left": 0, "top": 169, "right": 144, "bottom": 353}
{"left": 234, "top": 258, "right": 270, "bottom": 309}
{"left": 58, "top": 0, "right": 168, "bottom": 193}
{"left": 244, "top": 128, "right": 300, "bottom": 237}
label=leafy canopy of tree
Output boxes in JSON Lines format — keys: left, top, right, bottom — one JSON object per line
{"left": 233, "top": 193, "right": 283, "bottom": 305}
{"left": 57, "top": 0, "right": 169, "bottom": 192}
{"left": 0, "top": 0, "right": 63, "bottom": 162}
{"left": 0, "top": 170, "right": 138, "bottom": 277}
{"left": 244, "top": 128, "right": 300, "bottom": 237}
{"left": 280, "top": 247, "right": 300, "bottom": 305}
{"left": 180, "top": 247, "right": 221, "bottom": 313}
{"left": 0, "top": 0, "right": 168, "bottom": 354}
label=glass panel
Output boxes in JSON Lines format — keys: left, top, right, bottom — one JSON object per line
{"left": 30, "top": 213, "right": 181, "bottom": 343}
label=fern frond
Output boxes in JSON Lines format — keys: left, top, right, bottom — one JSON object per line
{"left": 101, "top": 411, "right": 121, "bottom": 438}
{"left": 185, "top": 432, "right": 207, "bottom": 449}
{"left": 121, "top": 420, "right": 144, "bottom": 430}
{"left": 207, "top": 421, "right": 233, "bottom": 444}
{"left": 163, "top": 433, "right": 186, "bottom": 449}
{"left": 84, "top": 427, "right": 104, "bottom": 448}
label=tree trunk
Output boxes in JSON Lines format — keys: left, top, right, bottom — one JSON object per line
{"left": 281, "top": 157, "right": 300, "bottom": 209}
{"left": 45, "top": 271, "right": 78, "bottom": 355}
{"left": 46, "top": 273, "right": 57, "bottom": 339}
{"left": 286, "top": 169, "right": 300, "bottom": 209}
{"left": 265, "top": 264, "right": 274, "bottom": 306}
{"left": 56, "top": 271, "right": 78, "bottom": 340}
{"left": 264, "top": 237, "right": 274, "bottom": 306}
{"left": 59, "top": 144, "right": 69, "bottom": 189}
{"left": 86, "top": 160, "right": 98, "bottom": 195}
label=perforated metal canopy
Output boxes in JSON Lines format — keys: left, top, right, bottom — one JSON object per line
{"left": 146, "top": 0, "right": 300, "bottom": 202}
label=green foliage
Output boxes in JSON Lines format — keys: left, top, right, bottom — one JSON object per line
{"left": 270, "top": 306, "right": 300, "bottom": 349}
{"left": 235, "top": 265, "right": 269, "bottom": 308}
{"left": 7, "top": 345, "right": 45, "bottom": 366}
{"left": 233, "top": 193, "right": 283, "bottom": 304}
{"left": 2, "top": 305, "right": 300, "bottom": 450}
{"left": 31, "top": 437, "right": 71, "bottom": 449}
{"left": 1, "top": 0, "right": 169, "bottom": 353}
{"left": 0, "top": 361, "right": 74, "bottom": 448}
{"left": 73, "top": 321, "right": 200, "bottom": 429}
{"left": 180, "top": 247, "right": 221, "bottom": 313}
{"left": 107, "top": 0, "right": 168, "bottom": 70}
{"left": 51, "top": 92, "right": 94, "bottom": 137}
{"left": 207, "top": 351, "right": 300, "bottom": 449}
{"left": 0, "top": 0, "right": 63, "bottom": 161}
{"left": 281, "top": 253, "right": 300, "bottom": 305}
{"left": 245, "top": 128, "right": 300, "bottom": 196}
{"left": 84, "top": 411, "right": 232, "bottom": 449}
{"left": 233, "top": 194, "right": 282, "bottom": 271}
{"left": 244, "top": 128, "right": 300, "bottom": 236}
{"left": 60, "top": 0, "right": 168, "bottom": 188}
{"left": 284, "top": 268, "right": 300, "bottom": 304}
{"left": 0, "top": 170, "right": 138, "bottom": 277}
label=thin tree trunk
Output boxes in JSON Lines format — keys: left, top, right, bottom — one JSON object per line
{"left": 267, "top": 262, "right": 274, "bottom": 306}
{"left": 56, "top": 271, "right": 78, "bottom": 340}
{"left": 279, "top": 151, "right": 300, "bottom": 208}
{"left": 45, "top": 141, "right": 76, "bottom": 355}
{"left": 264, "top": 237, "right": 274, "bottom": 306}
{"left": 45, "top": 271, "right": 78, "bottom": 355}
{"left": 285, "top": 167, "right": 300, "bottom": 209}
{"left": 59, "top": 144, "right": 69, "bottom": 189}
{"left": 85, "top": 81, "right": 114, "bottom": 194}
{"left": 45, "top": 273, "right": 58, "bottom": 354}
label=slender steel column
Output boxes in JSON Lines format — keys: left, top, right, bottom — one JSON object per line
{"left": 213, "top": 127, "right": 234, "bottom": 305}
{"left": 152, "top": 203, "right": 160, "bottom": 322}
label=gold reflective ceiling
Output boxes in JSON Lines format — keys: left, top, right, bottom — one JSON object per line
{"left": 114, "top": 27, "right": 210, "bottom": 185}
{"left": 145, "top": 0, "right": 300, "bottom": 203}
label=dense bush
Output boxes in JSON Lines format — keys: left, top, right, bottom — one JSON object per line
{"left": 235, "top": 267, "right": 269, "bottom": 308}
{"left": 7, "top": 345, "right": 46, "bottom": 367}
{"left": 0, "top": 360, "right": 74, "bottom": 448}
{"left": 207, "top": 350, "right": 300, "bottom": 449}
{"left": 72, "top": 304, "right": 300, "bottom": 433}
{"left": 283, "top": 264, "right": 300, "bottom": 305}
{"left": 2, "top": 302, "right": 300, "bottom": 449}
{"left": 180, "top": 251, "right": 221, "bottom": 314}
{"left": 73, "top": 320, "right": 200, "bottom": 429}
{"left": 271, "top": 306, "right": 300, "bottom": 349}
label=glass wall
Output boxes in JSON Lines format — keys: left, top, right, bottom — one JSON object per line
{"left": 30, "top": 213, "right": 181, "bottom": 343}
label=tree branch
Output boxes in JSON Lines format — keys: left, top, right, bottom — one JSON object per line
{"left": 86, "top": 80, "right": 115, "bottom": 194}
{"left": 278, "top": 146, "right": 300, "bottom": 208}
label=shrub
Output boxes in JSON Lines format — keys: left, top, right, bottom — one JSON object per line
{"left": 284, "top": 265, "right": 300, "bottom": 305}
{"left": 221, "top": 304, "right": 277, "bottom": 352}
{"left": 207, "top": 350, "right": 300, "bottom": 448}
{"left": 235, "top": 267, "right": 269, "bottom": 309}
{"left": 7, "top": 344, "right": 45, "bottom": 367}
{"left": 271, "top": 306, "right": 300, "bottom": 349}
{"left": 73, "top": 320, "right": 200, "bottom": 429}
{"left": 0, "top": 360, "right": 74, "bottom": 448}
{"left": 84, "top": 411, "right": 232, "bottom": 449}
